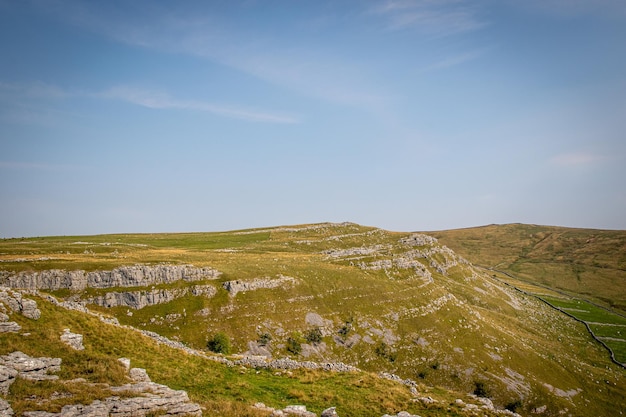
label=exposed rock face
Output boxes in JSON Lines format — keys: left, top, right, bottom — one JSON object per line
{"left": 0, "top": 321, "right": 21, "bottom": 333}
{"left": 0, "top": 288, "right": 41, "bottom": 321}
{"left": 21, "top": 380, "right": 202, "bottom": 417}
{"left": 0, "top": 265, "right": 221, "bottom": 291}
{"left": 223, "top": 275, "right": 296, "bottom": 296}
{"left": 3, "top": 353, "right": 202, "bottom": 417}
{"left": 0, "top": 351, "right": 61, "bottom": 396}
{"left": 0, "top": 364, "right": 18, "bottom": 396}
{"left": 60, "top": 328, "right": 85, "bottom": 350}
{"left": 0, "top": 398, "right": 13, "bottom": 416}
{"left": 87, "top": 284, "right": 217, "bottom": 310}
{"left": 88, "top": 288, "right": 186, "bottom": 309}
{"left": 253, "top": 403, "right": 316, "bottom": 417}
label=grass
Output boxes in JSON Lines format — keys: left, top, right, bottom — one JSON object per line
{"left": 429, "top": 223, "right": 626, "bottom": 313}
{"left": 1, "top": 294, "right": 508, "bottom": 417}
{"left": 2, "top": 222, "right": 626, "bottom": 417}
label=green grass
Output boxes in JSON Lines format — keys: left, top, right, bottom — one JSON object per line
{"left": 2, "top": 222, "right": 626, "bottom": 417}
{"left": 430, "top": 223, "right": 626, "bottom": 313}
{"left": 1, "top": 294, "right": 507, "bottom": 417}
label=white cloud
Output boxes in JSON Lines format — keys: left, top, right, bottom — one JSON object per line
{"left": 0, "top": 81, "right": 298, "bottom": 124}
{"left": 420, "top": 46, "right": 492, "bottom": 72}
{"left": 102, "top": 86, "right": 300, "bottom": 124}
{"left": 369, "top": 0, "right": 486, "bottom": 35}
{"left": 503, "top": 0, "right": 626, "bottom": 19}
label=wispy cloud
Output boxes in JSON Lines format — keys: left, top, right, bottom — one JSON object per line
{"left": 102, "top": 86, "right": 300, "bottom": 124}
{"left": 34, "top": 2, "right": 389, "bottom": 112}
{"left": 369, "top": 0, "right": 486, "bottom": 36}
{"left": 550, "top": 151, "right": 607, "bottom": 167}
{"left": 420, "top": 46, "right": 492, "bottom": 72}
{"left": 0, "top": 81, "right": 299, "bottom": 124}
{"left": 506, "top": 0, "right": 626, "bottom": 19}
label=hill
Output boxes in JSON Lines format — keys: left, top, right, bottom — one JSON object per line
{"left": 427, "top": 223, "right": 626, "bottom": 312}
{"left": 1, "top": 222, "right": 625, "bottom": 416}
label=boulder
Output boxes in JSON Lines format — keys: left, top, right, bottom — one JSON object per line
{"left": 0, "top": 398, "right": 14, "bottom": 416}
{"left": 60, "top": 329, "right": 85, "bottom": 351}
{"left": 0, "top": 365, "right": 18, "bottom": 395}
{"left": 321, "top": 407, "right": 339, "bottom": 417}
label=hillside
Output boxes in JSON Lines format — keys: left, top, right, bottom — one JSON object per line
{"left": 1, "top": 222, "right": 625, "bottom": 417}
{"left": 427, "top": 224, "right": 626, "bottom": 312}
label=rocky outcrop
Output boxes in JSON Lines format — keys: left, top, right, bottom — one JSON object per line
{"left": 88, "top": 283, "right": 217, "bottom": 310}
{"left": 0, "top": 351, "right": 61, "bottom": 396}
{"left": 0, "top": 398, "right": 13, "bottom": 416}
{"left": 0, "top": 264, "right": 221, "bottom": 291}
{"left": 254, "top": 403, "right": 317, "bottom": 417}
{"left": 60, "top": 328, "right": 85, "bottom": 350}
{"left": 223, "top": 275, "right": 296, "bottom": 296}
{"left": 0, "top": 288, "right": 41, "bottom": 321}
{"left": 88, "top": 288, "right": 186, "bottom": 309}
{"left": 2, "top": 352, "right": 202, "bottom": 417}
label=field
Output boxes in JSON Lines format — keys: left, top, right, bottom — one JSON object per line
{"left": 2, "top": 222, "right": 626, "bottom": 417}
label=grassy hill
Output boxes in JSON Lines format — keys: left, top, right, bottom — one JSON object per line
{"left": 2, "top": 222, "right": 626, "bottom": 416}
{"left": 427, "top": 223, "right": 626, "bottom": 312}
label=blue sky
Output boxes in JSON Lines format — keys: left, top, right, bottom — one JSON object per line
{"left": 1, "top": 0, "right": 625, "bottom": 237}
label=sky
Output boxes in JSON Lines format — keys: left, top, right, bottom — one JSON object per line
{"left": 1, "top": 0, "right": 625, "bottom": 237}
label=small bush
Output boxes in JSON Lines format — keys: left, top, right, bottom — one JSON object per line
{"left": 305, "top": 327, "right": 323, "bottom": 345}
{"left": 338, "top": 315, "right": 354, "bottom": 339}
{"left": 374, "top": 342, "right": 397, "bottom": 363}
{"left": 505, "top": 400, "right": 522, "bottom": 412}
{"left": 207, "top": 332, "right": 231, "bottom": 354}
{"left": 286, "top": 337, "right": 302, "bottom": 355}
{"left": 257, "top": 333, "right": 272, "bottom": 346}
{"left": 473, "top": 381, "right": 489, "bottom": 398}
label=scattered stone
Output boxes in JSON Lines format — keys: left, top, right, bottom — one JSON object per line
{"left": 0, "top": 288, "right": 40, "bottom": 320}
{"left": 382, "top": 412, "right": 422, "bottom": 417}
{"left": 0, "top": 322, "right": 21, "bottom": 333}
{"left": 0, "top": 351, "right": 61, "bottom": 382}
{"left": 118, "top": 358, "right": 131, "bottom": 371}
{"left": 279, "top": 405, "right": 316, "bottom": 417}
{"left": 60, "top": 328, "right": 85, "bottom": 351}
{"left": 129, "top": 367, "right": 151, "bottom": 383}
{"left": 321, "top": 407, "right": 339, "bottom": 417}
{"left": 0, "top": 398, "right": 14, "bottom": 416}
{"left": 0, "top": 365, "right": 18, "bottom": 395}
{"left": 20, "top": 298, "right": 41, "bottom": 320}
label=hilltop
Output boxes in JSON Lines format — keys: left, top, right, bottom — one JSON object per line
{"left": 1, "top": 222, "right": 625, "bottom": 417}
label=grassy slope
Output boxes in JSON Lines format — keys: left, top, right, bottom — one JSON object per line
{"left": 2, "top": 294, "right": 503, "bottom": 417}
{"left": 427, "top": 224, "right": 626, "bottom": 312}
{"left": 2, "top": 222, "right": 626, "bottom": 416}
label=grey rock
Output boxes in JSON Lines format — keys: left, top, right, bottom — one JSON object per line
{"left": 321, "top": 407, "right": 339, "bottom": 417}
{"left": 0, "top": 265, "right": 221, "bottom": 291}
{"left": 20, "top": 298, "right": 41, "bottom": 320}
{"left": 0, "top": 365, "right": 18, "bottom": 396}
{"left": 88, "top": 288, "right": 186, "bottom": 310}
{"left": 0, "top": 288, "right": 40, "bottom": 320}
{"left": 0, "top": 351, "right": 61, "bottom": 381}
{"left": 0, "top": 322, "right": 21, "bottom": 333}
{"left": 223, "top": 275, "right": 296, "bottom": 297}
{"left": 281, "top": 405, "right": 316, "bottom": 417}
{"left": 60, "top": 329, "right": 85, "bottom": 351}
{"left": 129, "top": 368, "right": 151, "bottom": 383}
{"left": 118, "top": 358, "right": 131, "bottom": 371}
{"left": 0, "top": 398, "right": 14, "bottom": 416}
